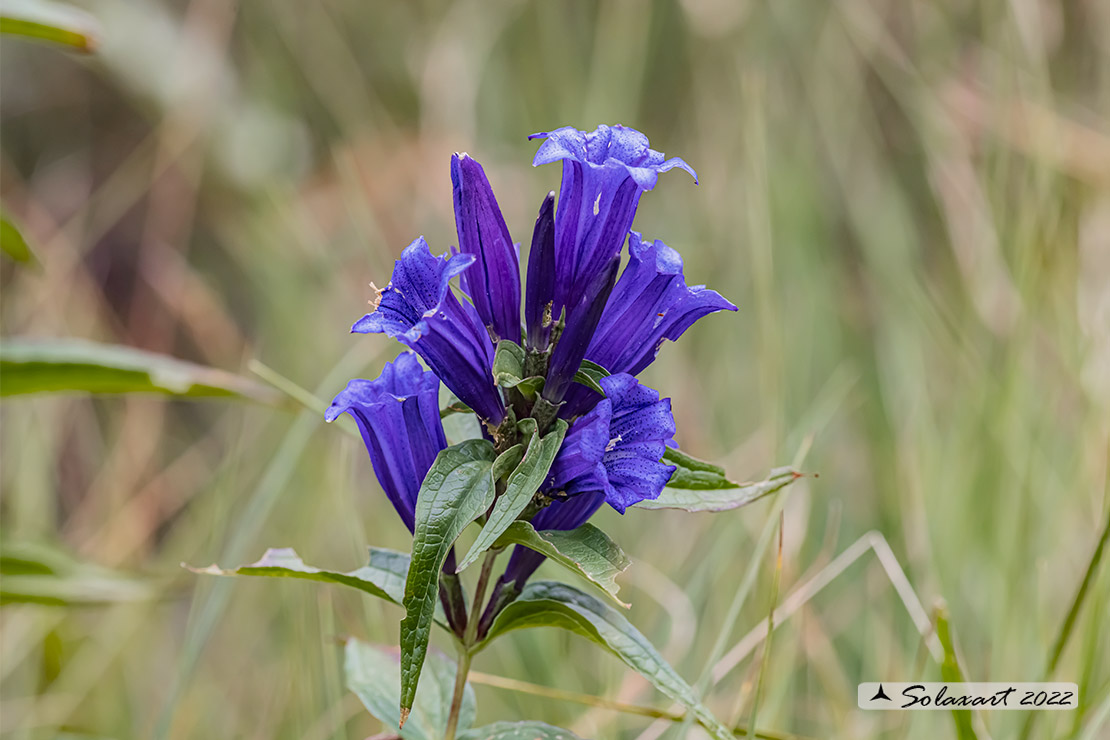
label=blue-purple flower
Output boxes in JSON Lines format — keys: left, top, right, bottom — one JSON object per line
{"left": 529, "top": 124, "right": 697, "bottom": 332}
{"left": 325, "top": 351, "right": 446, "bottom": 532}
{"left": 451, "top": 153, "right": 521, "bottom": 345}
{"left": 352, "top": 237, "right": 505, "bottom": 423}
{"left": 500, "top": 373, "right": 677, "bottom": 588}
{"left": 337, "top": 125, "right": 733, "bottom": 602}
{"left": 560, "top": 232, "right": 737, "bottom": 417}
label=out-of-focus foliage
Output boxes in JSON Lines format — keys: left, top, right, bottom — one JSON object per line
{"left": 1, "top": 1, "right": 1108, "bottom": 739}
{"left": 0, "top": 338, "right": 280, "bottom": 400}
{"left": 0, "top": 0, "right": 100, "bottom": 53}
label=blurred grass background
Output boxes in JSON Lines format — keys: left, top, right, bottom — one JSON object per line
{"left": 2, "top": 0, "right": 1109, "bottom": 738}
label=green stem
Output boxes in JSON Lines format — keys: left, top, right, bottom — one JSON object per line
{"left": 443, "top": 550, "right": 499, "bottom": 740}
{"left": 443, "top": 648, "right": 473, "bottom": 740}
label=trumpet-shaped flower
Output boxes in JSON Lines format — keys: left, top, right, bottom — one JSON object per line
{"left": 529, "top": 124, "right": 697, "bottom": 324}
{"left": 561, "top": 232, "right": 736, "bottom": 417}
{"left": 352, "top": 237, "right": 505, "bottom": 423}
{"left": 501, "top": 373, "right": 676, "bottom": 588}
{"left": 325, "top": 352, "right": 446, "bottom": 532}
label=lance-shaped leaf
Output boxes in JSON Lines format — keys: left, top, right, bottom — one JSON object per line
{"left": 479, "top": 581, "right": 732, "bottom": 740}
{"left": 638, "top": 466, "right": 802, "bottom": 512}
{"left": 494, "top": 521, "right": 630, "bottom": 606}
{"left": 572, "top": 358, "right": 610, "bottom": 395}
{"left": 491, "top": 339, "right": 544, "bottom": 397}
{"left": 188, "top": 547, "right": 410, "bottom": 609}
{"left": 345, "top": 638, "right": 475, "bottom": 740}
{"left": 459, "top": 722, "right": 585, "bottom": 740}
{"left": 0, "top": 339, "right": 279, "bottom": 404}
{"left": 457, "top": 419, "right": 568, "bottom": 572}
{"left": 400, "top": 439, "right": 497, "bottom": 722}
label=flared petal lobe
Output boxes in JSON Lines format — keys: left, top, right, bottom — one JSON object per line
{"left": 325, "top": 352, "right": 446, "bottom": 532}
{"left": 352, "top": 237, "right": 505, "bottom": 423}
{"left": 451, "top": 154, "right": 522, "bottom": 344}
{"left": 529, "top": 124, "right": 697, "bottom": 321}
{"left": 598, "top": 373, "right": 677, "bottom": 513}
{"left": 561, "top": 232, "right": 737, "bottom": 417}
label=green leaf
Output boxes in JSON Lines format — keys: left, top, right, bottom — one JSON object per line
{"left": 480, "top": 581, "right": 733, "bottom": 740}
{"left": 491, "top": 340, "right": 526, "bottom": 385}
{"left": 572, "top": 359, "right": 610, "bottom": 395}
{"left": 440, "top": 401, "right": 474, "bottom": 418}
{"left": 0, "top": 0, "right": 99, "bottom": 52}
{"left": 0, "top": 339, "right": 280, "bottom": 404}
{"left": 1, "top": 210, "right": 38, "bottom": 265}
{"left": 639, "top": 467, "right": 801, "bottom": 512}
{"left": 662, "top": 446, "right": 726, "bottom": 475}
{"left": 457, "top": 419, "right": 568, "bottom": 573}
{"left": 458, "top": 722, "right": 585, "bottom": 740}
{"left": 1, "top": 541, "right": 155, "bottom": 606}
{"left": 492, "top": 521, "right": 630, "bottom": 606}
{"left": 401, "top": 439, "right": 497, "bottom": 719}
{"left": 345, "top": 638, "right": 475, "bottom": 740}
{"left": 491, "top": 444, "right": 525, "bottom": 482}
{"left": 491, "top": 339, "right": 544, "bottom": 397}
{"left": 661, "top": 446, "right": 737, "bottom": 490}
{"left": 188, "top": 546, "right": 410, "bottom": 608}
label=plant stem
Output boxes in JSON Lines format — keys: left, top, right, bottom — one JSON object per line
{"left": 443, "top": 550, "right": 499, "bottom": 740}
{"left": 443, "top": 648, "right": 472, "bottom": 740}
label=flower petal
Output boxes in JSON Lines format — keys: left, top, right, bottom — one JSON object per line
{"left": 561, "top": 233, "right": 736, "bottom": 417}
{"left": 531, "top": 125, "right": 696, "bottom": 323}
{"left": 451, "top": 153, "right": 522, "bottom": 344}
{"left": 352, "top": 237, "right": 505, "bottom": 422}
{"left": 547, "top": 398, "right": 612, "bottom": 492}
{"left": 524, "top": 192, "right": 556, "bottom": 350}
{"left": 326, "top": 352, "right": 447, "bottom": 531}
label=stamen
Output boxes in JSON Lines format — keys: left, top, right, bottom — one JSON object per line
{"left": 605, "top": 433, "right": 623, "bottom": 452}
{"left": 368, "top": 282, "right": 385, "bottom": 310}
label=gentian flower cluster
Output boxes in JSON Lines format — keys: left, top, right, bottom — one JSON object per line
{"left": 328, "top": 123, "right": 735, "bottom": 616}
